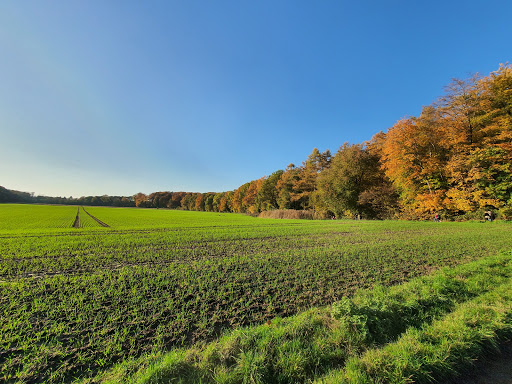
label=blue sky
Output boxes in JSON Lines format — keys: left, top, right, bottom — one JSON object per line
{"left": 0, "top": 1, "right": 510, "bottom": 197}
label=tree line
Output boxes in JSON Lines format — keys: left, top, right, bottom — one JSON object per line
{"left": 137, "top": 64, "right": 511, "bottom": 220}
{"left": 2, "top": 64, "right": 511, "bottom": 220}
{"left": 0, "top": 186, "right": 135, "bottom": 207}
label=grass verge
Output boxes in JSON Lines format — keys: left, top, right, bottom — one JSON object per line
{"left": 316, "top": 281, "right": 512, "bottom": 383}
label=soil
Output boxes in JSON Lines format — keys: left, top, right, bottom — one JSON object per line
{"left": 72, "top": 208, "right": 80, "bottom": 228}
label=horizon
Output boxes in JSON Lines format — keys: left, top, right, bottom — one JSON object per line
{"left": 1, "top": 1, "right": 510, "bottom": 197}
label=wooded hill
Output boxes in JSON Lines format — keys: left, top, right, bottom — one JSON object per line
{"left": 3, "top": 64, "right": 511, "bottom": 220}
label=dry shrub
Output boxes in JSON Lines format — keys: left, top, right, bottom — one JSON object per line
{"left": 258, "top": 209, "right": 316, "bottom": 220}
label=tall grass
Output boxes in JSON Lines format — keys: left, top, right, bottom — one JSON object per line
{"left": 258, "top": 210, "right": 317, "bottom": 220}
{"left": 317, "top": 282, "right": 512, "bottom": 383}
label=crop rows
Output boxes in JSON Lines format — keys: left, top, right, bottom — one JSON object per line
{"left": 1, "top": 205, "right": 512, "bottom": 383}
{"left": 0, "top": 204, "right": 111, "bottom": 232}
{"left": 78, "top": 207, "right": 109, "bottom": 228}
{"left": 0, "top": 204, "right": 79, "bottom": 231}
{"left": 100, "top": 251, "right": 512, "bottom": 384}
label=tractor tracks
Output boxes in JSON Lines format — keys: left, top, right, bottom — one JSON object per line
{"left": 71, "top": 207, "right": 110, "bottom": 228}
{"left": 81, "top": 207, "right": 110, "bottom": 227}
{"left": 72, "top": 208, "right": 80, "bottom": 228}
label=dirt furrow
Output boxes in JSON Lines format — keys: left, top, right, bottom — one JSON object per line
{"left": 82, "top": 207, "right": 110, "bottom": 227}
{"left": 72, "top": 208, "right": 80, "bottom": 228}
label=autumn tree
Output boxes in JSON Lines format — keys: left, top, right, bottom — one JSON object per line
{"left": 256, "top": 170, "right": 284, "bottom": 211}
{"left": 381, "top": 107, "right": 449, "bottom": 216}
{"left": 356, "top": 132, "right": 400, "bottom": 219}
{"left": 479, "top": 64, "right": 512, "bottom": 147}
{"left": 203, "top": 193, "right": 215, "bottom": 212}
{"left": 212, "top": 192, "right": 224, "bottom": 212}
{"left": 168, "top": 192, "right": 186, "bottom": 209}
{"left": 441, "top": 65, "right": 512, "bottom": 212}
{"left": 180, "top": 193, "right": 196, "bottom": 210}
{"left": 219, "top": 191, "right": 233, "bottom": 212}
{"left": 290, "top": 148, "right": 331, "bottom": 210}
{"left": 134, "top": 193, "right": 148, "bottom": 208}
{"left": 148, "top": 192, "right": 172, "bottom": 208}
{"left": 194, "top": 194, "right": 205, "bottom": 211}
{"left": 439, "top": 73, "right": 485, "bottom": 147}
{"left": 276, "top": 164, "right": 300, "bottom": 210}
{"left": 242, "top": 178, "right": 264, "bottom": 214}
{"left": 316, "top": 143, "right": 381, "bottom": 218}
{"left": 231, "top": 182, "right": 250, "bottom": 213}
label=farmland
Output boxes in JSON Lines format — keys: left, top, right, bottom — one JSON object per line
{"left": 1, "top": 204, "right": 512, "bottom": 383}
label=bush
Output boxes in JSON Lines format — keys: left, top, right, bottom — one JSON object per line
{"left": 500, "top": 205, "right": 512, "bottom": 221}
{"left": 451, "top": 209, "right": 500, "bottom": 222}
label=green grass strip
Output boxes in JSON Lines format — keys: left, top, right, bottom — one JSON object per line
{"left": 330, "top": 249, "right": 512, "bottom": 346}
{"left": 316, "top": 280, "right": 512, "bottom": 383}
{"left": 89, "top": 251, "right": 512, "bottom": 384}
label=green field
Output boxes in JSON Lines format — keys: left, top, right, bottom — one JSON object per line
{"left": 1, "top": 204, "right": 512, "bottom": 383}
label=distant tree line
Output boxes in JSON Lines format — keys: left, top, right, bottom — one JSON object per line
{"left": 127, "top": 144, "right": 398, "bottom": 219}
{"left": 2, "top": 65, "right": 511, "bottom": 220}
{"left": 0, "top": 186, "right": 136, "bottom": 207}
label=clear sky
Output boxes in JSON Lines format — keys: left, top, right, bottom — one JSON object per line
{"left": 1, "top": 1, "right": 510, "bottom": 197}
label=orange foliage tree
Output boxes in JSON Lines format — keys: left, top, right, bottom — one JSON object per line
{"left": 381, "top": 106, "right": 449, "bottom": 216}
